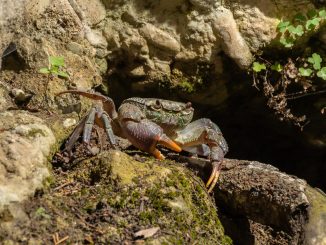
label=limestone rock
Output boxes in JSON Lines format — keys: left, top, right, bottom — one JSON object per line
{"left": 75, "top": 0, "right": 106, "bottom": 26}
{"left": 0, "top": 82, "right": 12, "bottom": 111}
{"left": 139, "top": 23, "right": 180, "bottom": 54}
{"left": 0, "top": 111, "right": 56, "bottom": 211}
{"left": 211, "top": 7, "right": 253, "bottom": 69}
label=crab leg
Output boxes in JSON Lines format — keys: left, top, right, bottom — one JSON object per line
{"left": 173, "top": 118, "right": 228, "bottom": 193}
{"left": 100, "top": 112, "right": 117, "bottom": 147}
{"left": 83, "top": 107, "right": 96, "bottom": 144}
{"left": 206, "top": 146, "right": 224, "bottom": 193}
{"left": 64, "top": 115, "right": 88, "bottom": 152}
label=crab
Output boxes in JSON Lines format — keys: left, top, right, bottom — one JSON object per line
{"left": 56, "top": 90, "right": 228, "bottom": 193}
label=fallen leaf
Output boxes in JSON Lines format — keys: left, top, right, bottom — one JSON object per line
{"left": 134, "top": 227, "right": 160, "bottom": 239}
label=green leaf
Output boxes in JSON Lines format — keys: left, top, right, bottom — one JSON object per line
{"left": 308, "top": 53, "right": 322, "bottom": 70}
{"left": 292, "top": 25, "right": 304, "bottom": 36}
{"left": 280, "top": 36, "right": 294, "bottom": 48}
{"left": 57, "top": 71, "right": 69, "bottom": 78}
{"left": 293, "top": 13, "right": 307, "bottom": 22}
{"left": 306, "top": 18, "right": 321, "bottom": 30}
{"left": 319, "top": 9, "right": 326, "bottom": 19}
{"left": 271, "top": 62, "right": 283, "bottom": 72}
{"left": 317, "top": 67, "right": 326, "bottom": 80}
{"left": 39, "top": 68, "right": 50, "bottom": 74}
{"left": 49, "top": 56, "right": 65, "bottom": 67}
{"left": 51, "top": 65, "right": 60, "bottom": 73}
{"left": 307, "top": 9, "right": 318, "bottom": 18}
{"left": 287, "top": 25, "right": 296, "bottom": 34}
{"left": 299, "top": 67, "right": 313, "bottom": 76}
{"left": 252, "top": 62, "right": 266, "bottom": 73}
{"left": 277, "top": 21, "right": 290, "bottom": 33}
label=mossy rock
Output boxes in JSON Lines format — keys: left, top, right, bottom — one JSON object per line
{"left": 0, "top": 150, "right": 231, "bottom": 244}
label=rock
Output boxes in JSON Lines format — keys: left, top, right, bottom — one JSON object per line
{"left": 0, "top": 150, "right": 231, "bottom": 244}
{"left": 231, "top": 0, "right": 315, "bottom": 51}
{"left": 66, "top": 41, "right": 84, "bottom": 56}
{"left": 85, "top": 28, "right": 108, "bottom": 48}
{"left": 0, "top": 111, "right": 56, "bottom": 212}
{"left": 211, "top": 7, "right": 253, "bottom": 69}
{"left": 75, "top": 0, "right": 106, "bottom": 26}
{"left": 11, "top": 88, "right": 33, "bottom": 104}
{"left": 304, "top": 187, "right": 326, "bottom": 245}
{"left": 0, "top": 82, "right": 13, "bottom": 111}
{"left": 139, "top": 23, "right": 180, "bottom": 54}
{"left": 215, "top": 159, "right": 326, "bottom": 245}
{"left": 95, "top": 57, "right": 108, "bottom": 75}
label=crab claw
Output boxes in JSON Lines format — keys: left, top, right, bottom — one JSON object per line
{"left": 154, "top": 134, "right": 182, "bottom": 153}
{"left": 122, "top": 119, "right": 181, "bottom": 160}
{"left": 206, "top": 145, "right": 225, "bottom": 193}
{"left": 206, "top": 161, "right": 222, "bottom": 193}
{"left": 150, "top": 134, "right": 182, "bottom": 160}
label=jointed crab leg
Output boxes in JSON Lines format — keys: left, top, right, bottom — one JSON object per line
{"left": 206, "top": 146, "right": 224, "bottom": 193}
{"left": 173, "top": 118, "right": 228, "bottom": 193}
{"left": 56, "top": 90, "right": 118, "bottom": 150}
{"left": 100, "top": 112, "right": 116, "bottom": 147}
{"left": 82, "top": 106, "right": 117, "bottom": 148}
{"left": 63, "top": 115, "right": 88, "bottom": 152}
{"left": 83, "top": 107, "right": 96, "bottom": 143}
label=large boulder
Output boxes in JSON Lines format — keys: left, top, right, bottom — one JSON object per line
{"left": 0, "top": 150, "right": 231, "bottom": 244}
{"left": 215, "top": 159, "right": 326, "bottom": 245}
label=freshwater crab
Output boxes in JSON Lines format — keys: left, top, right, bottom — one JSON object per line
{"left": 57, "top": 90, "right": 228, "bottom": 193}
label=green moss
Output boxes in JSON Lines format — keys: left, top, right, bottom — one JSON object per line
{"left": 178, "top": 79, "right": 197, "bottom": 93}
{"left": 26, "top": 128, "right": 46, "bottom": 138}
{"left": 3, "top": 150, "right": 231, "bottom": 244}
{"left": 34, "top": 207, "right": 51, "bottom": 219}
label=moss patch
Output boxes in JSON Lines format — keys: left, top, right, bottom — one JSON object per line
{"left": 0, "top": 150, "right": 231, "bottom": 244}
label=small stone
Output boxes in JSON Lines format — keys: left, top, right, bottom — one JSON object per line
{"left": 129, "top": 66, "right": 146, "bottom": 77}
{"left": 11, "top": 88, "right": 33, "bottom": 103}
{"left": 85, "top": 29, "right": 108, "bottom": 48}
{"left": 63, "top": 118, "right": 77, "bottom": 128}
{"left": 66, "top": 42, "right": 84, "bottom": 56}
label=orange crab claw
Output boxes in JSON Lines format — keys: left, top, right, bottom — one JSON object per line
{"left": 152, "top": 148, "right": 165, "bottom": 160}
{"left": 156, "top": 135, "right": 182, "bottom": 152}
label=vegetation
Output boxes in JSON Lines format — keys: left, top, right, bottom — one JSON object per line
{"left": 39, "top": 56, "right": 69, "bottom": 79}
{"left": 277, "top": 9, "right": 326, "bottom": 48}
{"left": 251, "top": 8, "right": 326, "bottom": 128}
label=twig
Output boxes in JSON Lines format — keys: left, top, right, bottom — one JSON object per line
{"left": 53, "top": 181, "right": 74, "bottom": 191}
{"left": 52, "top": 233, "right": 69, "bottom": 245}
{"left": 286, "top": 89, "right": 326, "bottom": 100}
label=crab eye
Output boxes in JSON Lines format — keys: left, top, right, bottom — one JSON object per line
{"left": 186, "top": 102, "right": 192, "bottom": 108}
{"left": 151, "top": 100, "right": 162, "bottom": 110}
